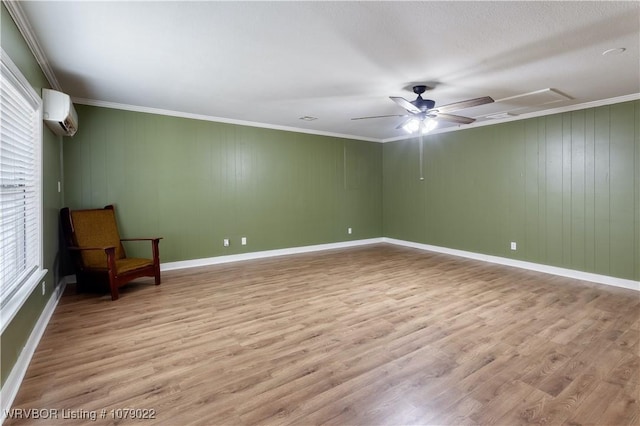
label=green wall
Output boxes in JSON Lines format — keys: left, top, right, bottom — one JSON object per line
{"left": 383, "top": 101, "right": 640, "bottom": 281}
{"left": 1, "top": 4, "right": 63, "bottom": 386}
{"left": 63, "top": 106, "right": 383, "bottom": 262}
{"left": 67, "top": 100, "right": 639, "bottom": 283}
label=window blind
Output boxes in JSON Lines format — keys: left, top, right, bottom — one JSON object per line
{"left": 0, "top": 49, "right": 43, "bottom": 313}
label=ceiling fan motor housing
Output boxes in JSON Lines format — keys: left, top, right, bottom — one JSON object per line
{"left": 412, "top": 97, "right": 436, "bottom": 111}
{"left": 411, "top": 85, "right": 435, "bottom": 110}
{"left": 412, "top": 85, "right": 428, "bottom": 95}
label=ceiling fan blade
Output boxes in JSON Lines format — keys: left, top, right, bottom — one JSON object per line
{"left": 434, "top": 96, "right": 494, "bottom": 113}
{"left": 433, "top": 113, "right": 475, "bottom": 124}
{"left": 395, "top": 118, "right": 413, "bottom": 130}
{"left": 351, "top": 114, "right": 406, "bottom": 121}
{"left": 389, "top": 96, "right": 421, "bottom": 114}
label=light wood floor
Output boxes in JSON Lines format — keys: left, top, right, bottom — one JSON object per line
{"left": 6, "top": 244, "right": 640, "bottom": 425}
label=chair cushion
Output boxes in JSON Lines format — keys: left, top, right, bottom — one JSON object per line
{"left": 71, "top": 209, "right": 125, "bottom": 268}
{"left": 116, "top": 258, "right": 154, "bottom": 274}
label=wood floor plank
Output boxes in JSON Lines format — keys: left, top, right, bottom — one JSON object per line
{"left": 615, "top": 328, "right": 640, "bottom": 355}
{"left": 565, "top": 380, "right": 634, "bottom": 425}
{"left": 5, "top": 244, "right": 639, "bottom": 425}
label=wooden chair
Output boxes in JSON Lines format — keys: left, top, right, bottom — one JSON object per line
{"left": 60, "top": 205, "right": 162, "bottom": 300}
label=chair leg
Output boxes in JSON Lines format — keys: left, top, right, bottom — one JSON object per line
{"left": 152, "top": 239, "right": 161, "bottom": 286}
{"left": 109, "top": 280, "right": 119, "bottom": 300}
{"left": 106, "top": 249, "right": 119, "bottom": 300}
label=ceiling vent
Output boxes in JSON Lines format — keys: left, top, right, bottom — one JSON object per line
{"left": 458, "top": 88, "right": 573, "bottom": 120}
{"left": 485, "top": 112, "right": 518, "bottom": 120}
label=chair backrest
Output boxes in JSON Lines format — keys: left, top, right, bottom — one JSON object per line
{"left": 68, "top": 206, "right": 126, "bottom": 268}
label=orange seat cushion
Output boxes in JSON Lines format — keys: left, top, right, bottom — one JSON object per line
{"left": 115, "top": 258, "right": 154, "bottom": 274}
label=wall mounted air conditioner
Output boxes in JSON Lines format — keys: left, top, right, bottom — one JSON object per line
{"left": 43, "top": 88, "right": 78, "bottom": 136}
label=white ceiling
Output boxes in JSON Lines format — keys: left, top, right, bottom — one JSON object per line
{"left": 11, "top": 1, "right": 640, "bottom": 142}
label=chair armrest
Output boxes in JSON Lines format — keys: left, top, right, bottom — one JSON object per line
{"left": 119, "top": 238, "right": 162, "bottom": 264}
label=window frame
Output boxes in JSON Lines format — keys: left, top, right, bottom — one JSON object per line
{"left": 0, "top": 47, "right": 47, "bottom": 334}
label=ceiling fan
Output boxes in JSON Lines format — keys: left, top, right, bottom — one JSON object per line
{"left": 352, "top": 85, "right": 494, "bottom": 134}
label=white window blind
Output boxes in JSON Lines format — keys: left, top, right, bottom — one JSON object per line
{"left": 0, "top": 48, "right": 45, "bottom": 331}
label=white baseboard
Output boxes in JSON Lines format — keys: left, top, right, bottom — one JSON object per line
{"left": 1, "top": 278, "right": 68, "bottom": 424}
{"left": 160, "top": 237, "right": 638, "bottom": 291}
{"left": 161, "top": 238, "right": 384, "bottom": 271}
{"left": 383, "top": 237, "right": 640, "bottom": 292}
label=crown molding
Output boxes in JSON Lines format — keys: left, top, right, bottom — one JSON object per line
{"left": 382, "top": 93, "right": 640, "bottom": 143}
{"left": 3, "top": 0, "right": 61, "bottom": 90}
{"left": 72, "top": 97, "right": 383, "bottom": 143}
{"left": 74, "top": 93, "right": 639, "bottom": 145}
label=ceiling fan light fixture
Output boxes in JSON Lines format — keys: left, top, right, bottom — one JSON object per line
{"left": 403, "top": 118, "right": 421, "bottom": 134}
{"left": 403, "top": 117, "right": 437, "bottom": 135}
{"left": 421, "top": 118, "right": 438, "bottom": 134}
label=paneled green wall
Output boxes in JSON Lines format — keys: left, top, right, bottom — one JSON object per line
{"left": 383, "top": 101, "right": 640, "bottom": 281}
{"left": 1, "top": 4, "right": 63, "bottom": 386}
{"left": 64, "top": 106, "right": 382, "bottom": 262}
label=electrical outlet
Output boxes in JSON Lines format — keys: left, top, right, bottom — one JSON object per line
{"left": 510, "top": 242, "right": 517, "bottom": 251}
{"left": 42, "top": 282, "right": 46, "bottom": 295}
{"left": 348, "top": 227, "right": 352, "bottom": 235}
{"left": 223, "top": 238, "right": 230, "bottom": 247}
{"left": 241, "top": 237, "right": 247, "bottom": 245}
